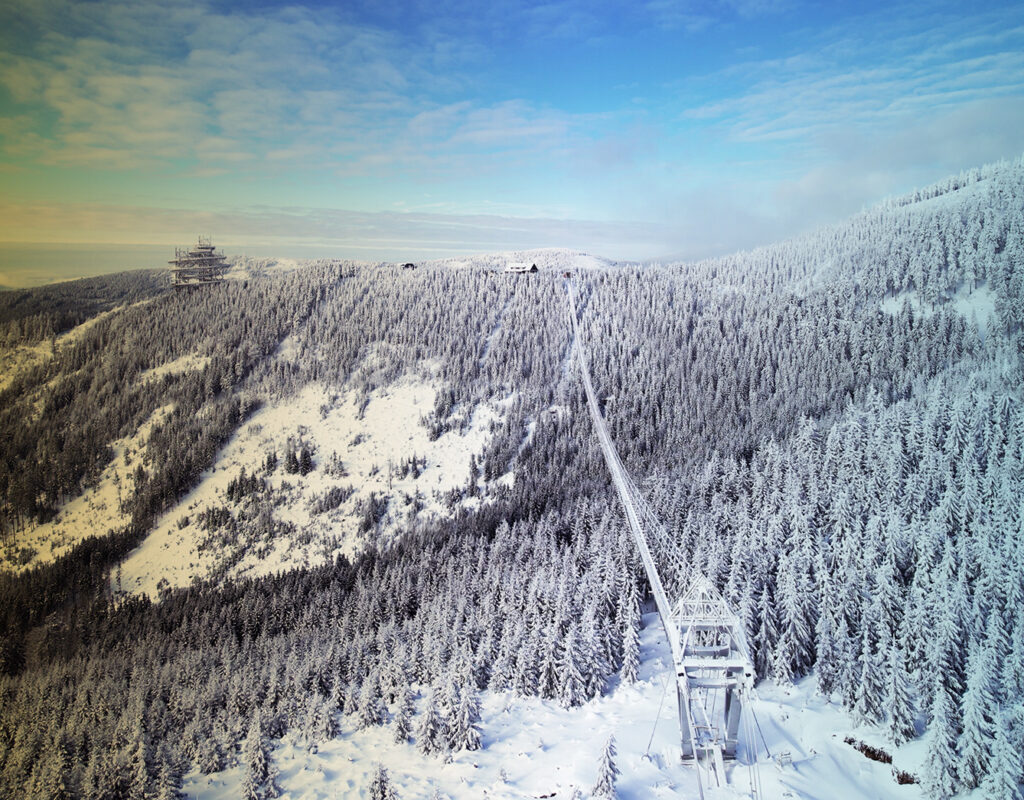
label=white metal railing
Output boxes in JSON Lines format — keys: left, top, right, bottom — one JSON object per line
{"left": 566, "top": 283, "right": 681, "bottom": 659}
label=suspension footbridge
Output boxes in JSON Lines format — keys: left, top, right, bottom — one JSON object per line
{"left": 566, "top": 281, "right": 762, "bottom": 798}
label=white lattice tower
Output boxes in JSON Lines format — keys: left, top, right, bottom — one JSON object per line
{"left": 672, "top": 576, "right": 755, "bottom": 762}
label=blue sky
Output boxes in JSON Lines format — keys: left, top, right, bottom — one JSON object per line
{"left": 1, "top": 0, "right": 1023, "bottom": 275}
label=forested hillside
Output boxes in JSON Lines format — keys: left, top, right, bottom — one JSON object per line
{"left": 0, "top": 157, "right": 1022, "bottom": 799}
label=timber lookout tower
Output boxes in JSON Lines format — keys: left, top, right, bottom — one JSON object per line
{"left": 169, "top": 237, "right": 230, "bottom": 288}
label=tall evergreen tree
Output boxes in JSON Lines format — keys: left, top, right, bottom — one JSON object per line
{"left": 853, "top": 626, "right": 884, "bottom": 726}
{"left": 886, "top": 646, "right": 916, "bottom": 746}
{"left": 357, "top": 677, "right": 385, "bottom": 729}
{"left": 923, "top": 683, "right": 960, "bottom": 799}
{"left": 591, "top": 735, "right": 620, "bottom": 800}
{"left": 241, "top": 710, "right": 279, "bottom": 800}
{"left": 816, "top": 605, "right": 841, "bottom": 696}
{"left": 981, "top": 705, "right": 1024, "bottom": 800}
{"left": 393, "top": 687, "right": 415, "bottom": 744}
{"left": 620, "top": 601, "right": 641, "bottom": 684}
{"left": 368, "top": 763, "right": 395, "bottom": 800}
{"left": 558, "top": 623, "right": 589, "bottom": 709}
{"left": 958, "top": 641, "right": 998, "bottom": 790}
{"left": 415, "top": 692, "right": 446, "bottom": 757}
{"left": 453, "top": 687, "right": 482, "bottom": 752}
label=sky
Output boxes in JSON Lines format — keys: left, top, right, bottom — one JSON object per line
{"left": 1, "top": 0, "right": 1023, "bottom": 284}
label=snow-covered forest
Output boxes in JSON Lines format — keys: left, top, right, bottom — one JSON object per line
{"left": 0, "top": 157, "right": 1022, "bottom": 799}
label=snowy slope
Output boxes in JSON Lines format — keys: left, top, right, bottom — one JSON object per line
{"left": 0, "top": 404, "right": 172, "bottom": 571}
{"left": 0, "top": 339, "right": 50, "bottom": 394}
{"left": 117, "top": 371, "right": 509, "bottom": 599}
{"left": 0, "top": 301, "right": 143, "bottom": 394}
{"left": 184, "top": 613, "right": 925, "bottom": 800}
{"left": 879, "top": 281, "right": 996, "bottom": 340}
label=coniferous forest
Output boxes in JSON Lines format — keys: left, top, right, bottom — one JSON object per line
{"left": 1, "top": 158, "right": 1023, "bottom": 799}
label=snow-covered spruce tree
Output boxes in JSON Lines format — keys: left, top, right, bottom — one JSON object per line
{"left": 393, "top": 686, "right": 415, "bottom": 744}
{"left": 241, "top": 710, "right": 279, "bottom": 800}
{"left": 357, "top": 676, "right": 385, "bottom": 729}
{"left": 981, "top": 705, "right": 1024, "bottom": 800}
{"left": 512, "top": 623, "right": 541, "bottom": 697}
{"left": 368, "top": 763, "right": 396, "bottom": 800}
{"left": 416, "top": 691, "right": 447, "bottom": 757}
{"left": 886, "top": 646, "right": 916, "bottom": 746}
{"left": 298, "top": 445, "right": 314, "bottom": 476}
{"left": 438, "top": 671, "right": 463, "bottom": 750}
{"left": 833, "top": 616, "right": 858, "bottom": 712}
{"left": 619, "top": 598, "right": 641, "bottom": 684}
{"left": 923, "top": 682, "right": 960, "bottom": 799}
{"left": 957, "top": 639, "right": 998, "bottom": 790}
{"left": 303, "top": 695, "right": 337, "bottom": 746}
{"left": 487, "top": 635, "right": 516, "bottom": 693}
{"left": 558, "top": 622, "right": 589, "bottom": 709}
{"left": 342, "top": 679, "right": 361, "bottom": 718}
{"left": 128, "top": 724, "right": 152, "bottom": 800}
{"left": 453, "top": 686, "right": 482, "bottom": 752}
{"left": 754, "top": 581, "right": 779, "bottom": 681}
{"left": 581, "top": 605, "right": 609, "bottom": 700}
{"left": 591, "top": 734, "right": 620, "bottom": 800}
{"left": 284, "top": 447, "right": 300, "bottom": 474}
{"left": 852, "top": 627, "right": 884, "bottom": 726}
{"left": 814, "top": 605, "right": 839, "bottom": 697}
{"left": 770, "top": 623, "right": 796, "bottom": 686}
{"left": 155, "top": 755, "right": 184, "bottom": 800}
{"left": 537, "top": 621, "right": 562, "bottom": 699}
{"left": 774, "top": 524, "right": 815, "bottom": 679}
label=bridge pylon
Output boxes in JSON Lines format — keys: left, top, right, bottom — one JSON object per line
{"left": 672, "top": 577, "right": 755, "bottom": 763}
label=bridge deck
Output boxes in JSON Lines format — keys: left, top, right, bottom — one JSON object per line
{"left": 566, "top": 281, "right": 759, "bottom": 798}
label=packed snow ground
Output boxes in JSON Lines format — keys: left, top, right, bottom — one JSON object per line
{"left": 227, "top": 256, "right": 309, "bottom": 281}
{"left": 117, "top": 373, "right": 507, "bottom": 598}
{"left": 184, "top": 612, "right": 925, "bottom": 800}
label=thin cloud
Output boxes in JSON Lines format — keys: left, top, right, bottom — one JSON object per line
{"left": 645, "top": 0, "right": 791, "bottom": 32}
{"left": 679, "top": 8, "right": 1024, "bottom": 147}
{"left": 0, "top": 1, "right": 440, "bottom": 169}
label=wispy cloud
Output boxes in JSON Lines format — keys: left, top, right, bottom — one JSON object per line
{"left": 679, "top": 8, "right": 1024, "bottom": 148}
{"left": 0, "top": 0, "right": 623, "bottom": 193}
{"left": 0, "top": 1, "right": 442, "bottom": 170}
{"left": 645, "top": 0, "right": 792, "bottom": 32}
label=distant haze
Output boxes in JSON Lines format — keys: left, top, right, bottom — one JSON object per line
{"left": 0, "top": 230, "right": 652, "bottom": 289}
{"left": 0, "top": 244, "right": 173, "bottom": 289}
